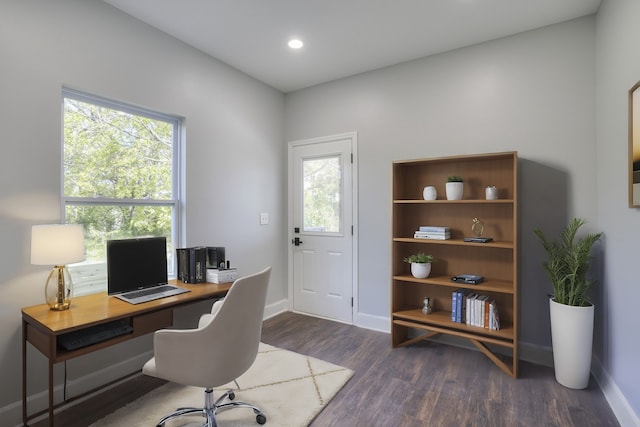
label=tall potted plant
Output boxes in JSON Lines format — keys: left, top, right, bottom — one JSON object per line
{"left": 534, "top": 218, "right": 602, "bottom": 389}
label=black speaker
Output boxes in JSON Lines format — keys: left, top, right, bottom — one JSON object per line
{"left": 206, "top": 247, "right": 226, "bottom": 269}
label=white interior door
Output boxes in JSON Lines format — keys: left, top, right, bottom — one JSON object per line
{"left": 289, "top": 133, "right": 356, "bottom": 324}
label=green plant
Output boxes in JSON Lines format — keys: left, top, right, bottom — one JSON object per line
{"left": 447, "top": 175, "right": 463, "bottom": 182}
{"left": 534, "top": 218, "right": 602, "bottom": 307}
{"left": 403, "top": 253, "right": 434, "bottom": 264}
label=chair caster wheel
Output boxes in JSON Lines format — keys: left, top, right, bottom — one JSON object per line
{"left": 228, "top": 391, "right": 235, "bottom": 400}
{"left": 256, "top": 413, "right": 267, "bottom": 424}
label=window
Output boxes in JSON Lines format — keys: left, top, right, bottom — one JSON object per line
{"left": 303, "top": 155, "right": 342, "bottom": 233}
{"left": 62, "top": 89, "right": 181, "bottom": 295}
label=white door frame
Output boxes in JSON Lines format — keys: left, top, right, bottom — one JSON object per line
{"left": 287, "top": 132, "right": 359, "bottom": 324}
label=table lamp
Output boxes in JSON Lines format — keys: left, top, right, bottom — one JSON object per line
{"left": 31, "top": 224, "right": 85, "bottom": 310}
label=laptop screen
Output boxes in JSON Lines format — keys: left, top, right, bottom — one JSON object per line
{"left": 107, "top": 237, "right": 168, "bottom": 295}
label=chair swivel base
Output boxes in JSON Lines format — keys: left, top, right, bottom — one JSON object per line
{"left": 155, "top": 388, "right": 266, "bottom": 427}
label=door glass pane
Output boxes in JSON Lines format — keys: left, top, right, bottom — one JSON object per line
{"left": 303, "top": 156, "right": 342, "bottom": 233}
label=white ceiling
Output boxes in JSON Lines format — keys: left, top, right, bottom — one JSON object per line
{"left": 103, "top": 0, "right": 601, "bottom": 93}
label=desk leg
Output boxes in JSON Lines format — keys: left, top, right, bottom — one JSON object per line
{"left": 22, "top": 319, "right": 27, "bottom": 426}
{"left": 48, "top": 360, "right": 54, "bottom": 427}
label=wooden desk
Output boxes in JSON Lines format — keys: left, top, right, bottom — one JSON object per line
{"left": 21, "top": 279, "right": 231, "bottom": 427}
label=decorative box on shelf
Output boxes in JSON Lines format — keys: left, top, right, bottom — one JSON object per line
{"left": 206, "top": 268, "right": 237, "bottom": 284}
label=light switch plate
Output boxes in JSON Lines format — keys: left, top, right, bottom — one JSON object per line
{"left": 260, "top": 212, "right": 269, "bottom": 225}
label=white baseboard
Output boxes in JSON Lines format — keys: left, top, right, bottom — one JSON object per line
{"left": 519, "top": 341, "right": 554, "bottom": 367}
{"left": 592, "top": 356, "right": 640, "bottom": 427}
{"left": 264, "top": 298, "right": 288, "bottom": 320}
{"left": 356, "top": 311, "right": 390, "bottom": 333}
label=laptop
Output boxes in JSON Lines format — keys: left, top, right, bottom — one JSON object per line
{"left": 107, "top": 237, "right": 190, "bottom": 304}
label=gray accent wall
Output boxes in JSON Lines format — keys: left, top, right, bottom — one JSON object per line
{"left": 596, "top": 0, "right": 640, "bottom": 423}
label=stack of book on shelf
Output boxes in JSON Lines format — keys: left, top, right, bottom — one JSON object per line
{"left": 451, "top": 289, "right": 500, "bottom": 330}
{"left": 414, "top": 226, "right": 450, "bottom": 240}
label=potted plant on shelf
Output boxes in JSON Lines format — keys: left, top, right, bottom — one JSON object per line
{"left": 403, "top": 253, "right": 434, "bottom": 279}
{"left": 445, "top": 176, "right": 464, "bottom": 200}
{"left": 534, "top": 218, "right": 602, "bottom": 389}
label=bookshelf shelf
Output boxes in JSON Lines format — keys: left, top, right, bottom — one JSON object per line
{"left": 392, "top": 275, "right": 515, "bottom": 294}
{"left": 393, "top": 309, "right": 514, "bottom": 342}
{"left": 393, "top": 199, "right": 515, "bottom": 204}
{"left": 392, "top": 237, "right": 514, "bottom": 249}
{"left": 391, "top": 151, "right": 519, "bottom": 377}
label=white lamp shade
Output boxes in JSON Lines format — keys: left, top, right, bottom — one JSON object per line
{"left": 31, "top": 224, "right": 85, "bottom": 265}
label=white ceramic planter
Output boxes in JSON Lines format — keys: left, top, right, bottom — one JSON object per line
{"left": 485, "top": 186, "right": 498, "bottom": 200}
{"left": 410, "top": 262, "right": 431, "bottom": 279}
{"left": 445, "top": 182, "right": 463, "bottom": 200}
{"left": 423, "top": 186, "right": 437, "bottom": 200}
{"left": 549, "top": 298, "right": 594, "bottom": 389}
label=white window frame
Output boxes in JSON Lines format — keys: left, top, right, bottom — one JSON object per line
{"left": 62, "top": 88, "right": 182, "bottom": 295}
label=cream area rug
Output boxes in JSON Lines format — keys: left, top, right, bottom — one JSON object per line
{"left": 90, "top": 343, "right": 353, "bottom": 427}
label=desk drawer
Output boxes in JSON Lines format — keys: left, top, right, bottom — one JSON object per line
{"left": 133, "top": 309, "right": 173, "bottom": 337}
{"left": 26, "top": 323, "right": 52, "bottom": 356}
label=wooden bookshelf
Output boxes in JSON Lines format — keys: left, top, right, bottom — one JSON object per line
{"left": 391, "top": 151, "right": 519, "bottom": 377}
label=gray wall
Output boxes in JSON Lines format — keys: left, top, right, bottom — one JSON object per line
{"left": 596, "top": 0, "right": 640, "bottom": 422}
{"left": 0, "top": 1, "right": 285, "bottom": 424}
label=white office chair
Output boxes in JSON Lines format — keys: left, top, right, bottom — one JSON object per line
{"left": 142, "top": 267, "right": 271, "bottom": 427}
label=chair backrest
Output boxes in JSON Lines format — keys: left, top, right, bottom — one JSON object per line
{"left": 195, "top": 266, "right": 271, "bottom": 387}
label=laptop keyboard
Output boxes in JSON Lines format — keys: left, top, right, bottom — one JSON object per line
{"left": 124, "top": 284, "right": 173, "bottom": 299}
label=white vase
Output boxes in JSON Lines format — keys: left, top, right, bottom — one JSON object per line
{"left": 485, "top": 186, "right": 498, "bottom": 200}
{"left": 423, "top": 186, "right": 437, "bottom": 200}
{"left": 549, "top": 298, "right": 594, "bottom": 389}
{"left": 410, "top": 262, "right": 431, "bottom": 279}
{"left": 445, "top": 182, "right": 463, "bottom": 200}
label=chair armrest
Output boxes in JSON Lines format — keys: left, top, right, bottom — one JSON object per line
{"left": 198, "top": 314, "right": 214, "bottom": 328}
{"left": 198, "top": 298, "right": 224, "bottom": 328}
{"left": 210, "top": 298, "right": 224, "bottom": 314}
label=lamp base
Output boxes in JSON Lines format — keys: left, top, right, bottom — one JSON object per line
{"left": 45, "top": 265, "right": 73, "bottom": 311}
{"left": 49, "top": 301, "right": 71, "bottom": 311}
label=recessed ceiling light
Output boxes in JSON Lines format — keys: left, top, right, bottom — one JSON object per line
{"left": 288, "top": 39, "right": 303, "bottom": 49}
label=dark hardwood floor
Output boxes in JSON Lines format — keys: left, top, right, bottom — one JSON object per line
{"left": 37, "top": 312, "right": 619, "bottom": 427}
